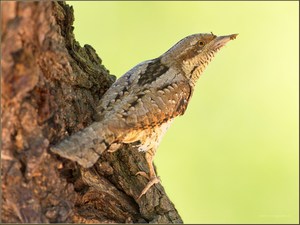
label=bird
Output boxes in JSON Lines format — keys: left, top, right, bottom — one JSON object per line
{"left": 51, "top": 32, "right": 237, "bottom": 199}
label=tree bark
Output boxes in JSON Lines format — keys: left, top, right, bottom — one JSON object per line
{"left": 1, "top": 1, "right": 183, "bottom": 223}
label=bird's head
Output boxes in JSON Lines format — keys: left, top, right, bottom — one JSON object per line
{"left": 161, "top": 33, "right": 237, "bottom": 85}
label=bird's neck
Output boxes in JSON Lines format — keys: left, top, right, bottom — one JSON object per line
{"left": 182, "top": 59, "right": 207, "bottom": 86}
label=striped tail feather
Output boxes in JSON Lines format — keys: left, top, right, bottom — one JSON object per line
{"left": 50, "top": 122, "right": 114, "bottom": 168}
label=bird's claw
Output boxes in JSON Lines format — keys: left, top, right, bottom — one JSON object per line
{"left": 136, "top": 175, "right": 160, "bottom": 200}
{"left": 135, "top": 171, "right": 149, "bottom": 179}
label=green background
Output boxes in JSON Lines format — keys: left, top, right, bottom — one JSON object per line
{"left": 68, "top": 1, "right": 299, "bottom": 224}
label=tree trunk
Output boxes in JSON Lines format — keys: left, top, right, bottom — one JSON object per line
{"left": 1, "top": 1, "right": 183, "bottom": 223}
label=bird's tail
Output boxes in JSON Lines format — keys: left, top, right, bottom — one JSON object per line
{"left": 50, "top": 122, "right": 115, "bottom": 168}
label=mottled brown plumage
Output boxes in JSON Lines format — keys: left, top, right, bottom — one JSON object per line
{"left": 51, "top": 33, "right": 237, "bottom": 199}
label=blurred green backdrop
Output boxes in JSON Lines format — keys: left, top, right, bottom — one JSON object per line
{"left": 68, "top": 1, "right": 299, "bottom": 224}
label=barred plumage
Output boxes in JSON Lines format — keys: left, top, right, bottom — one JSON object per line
{"left": 51, "top": 33, "right": 237, "bottom": 199}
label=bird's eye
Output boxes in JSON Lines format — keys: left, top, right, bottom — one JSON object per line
{"left": 199, "top": 41, "right": 205, "bottom": 46}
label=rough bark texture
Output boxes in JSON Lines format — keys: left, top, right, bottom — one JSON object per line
{"left": 1, "top": 1, "right": 183, "bottom": 223}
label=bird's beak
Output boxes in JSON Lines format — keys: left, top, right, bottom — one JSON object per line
{"left": 212, "top": 33, "right": 238, "bottom": 49}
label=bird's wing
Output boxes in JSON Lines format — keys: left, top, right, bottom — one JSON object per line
{"left": 119, "top": 80, "right": 192, "bottom": 129}
{"left": 96, "top": 60, "right": 192, "bottom": 134}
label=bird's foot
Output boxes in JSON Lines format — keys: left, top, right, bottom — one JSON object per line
{"left": 136, "top": 171, "right": 160, "bottom": 199}
{"left": 135, "top": 171, "right": 149, "bottom": 179}
{"left": 107, "top": 143, "right": 121, "bottom": 153}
